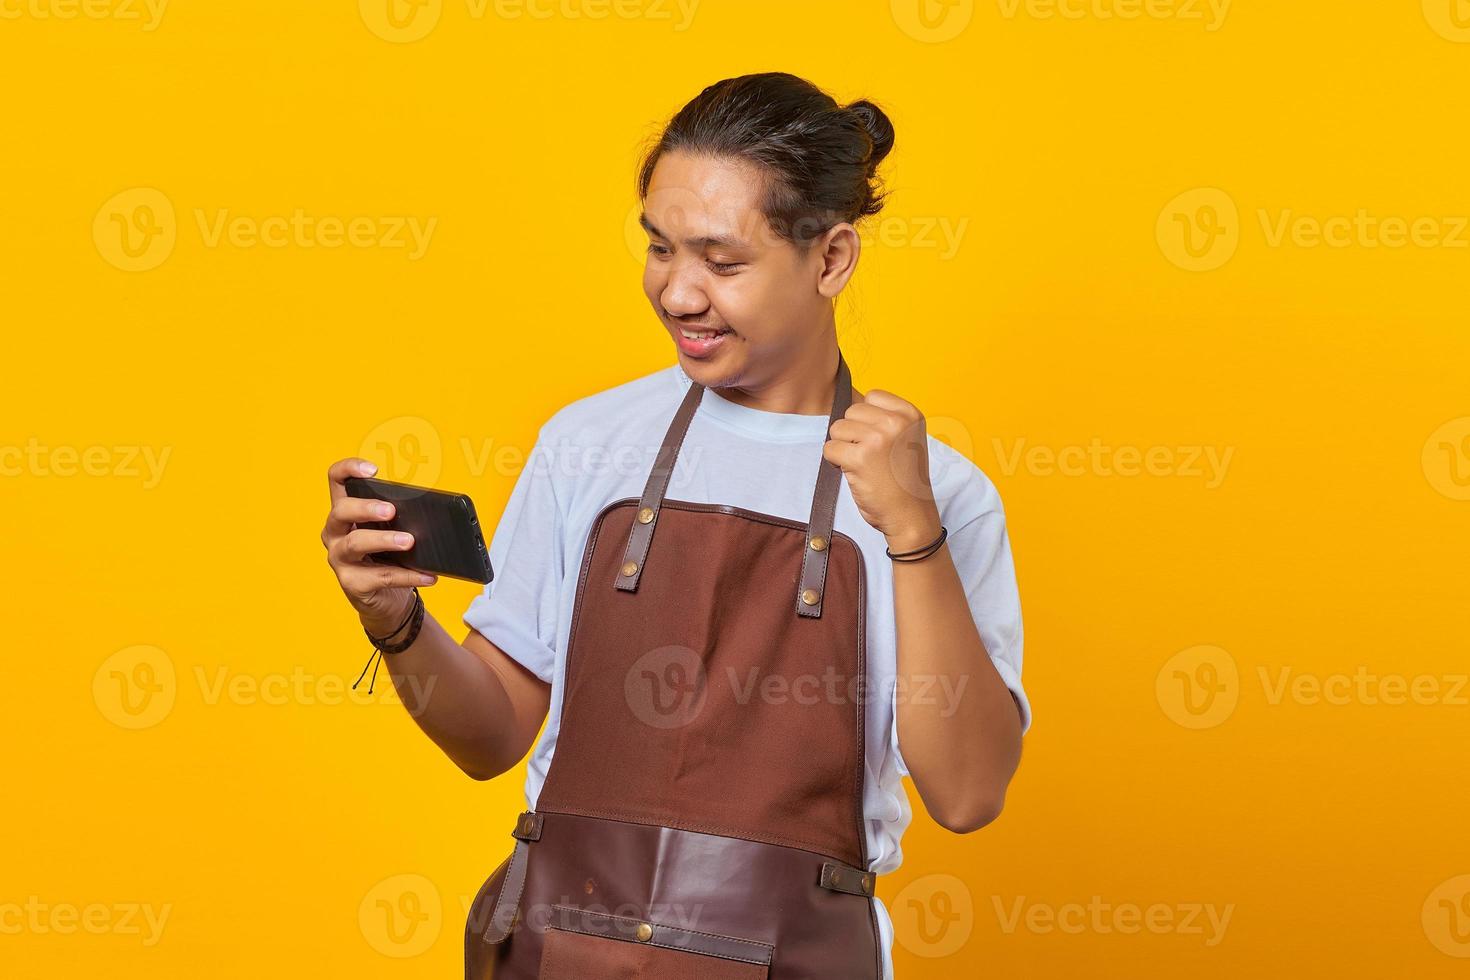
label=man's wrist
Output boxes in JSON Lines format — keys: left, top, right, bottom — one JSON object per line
{"left": 883, "top": 507, "right": 944, "bottom": 554}
{"left": 360, "top": 592, "right": 417, "bottom": 639}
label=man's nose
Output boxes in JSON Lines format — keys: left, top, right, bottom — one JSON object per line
{"left": 660, "top": 259, "right": 709, "bottom": 317}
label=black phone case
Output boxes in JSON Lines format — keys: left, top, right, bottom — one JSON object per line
{"left": 344, "top": 477, "right": 494, "bottom": 585}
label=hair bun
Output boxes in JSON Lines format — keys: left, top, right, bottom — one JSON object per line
{"left": 847, "top": 99, "right": 895, "bottom": 171}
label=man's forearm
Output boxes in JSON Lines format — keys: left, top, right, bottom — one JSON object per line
{"left": 890, "top": 516, "right": 1023, "bottom": 833}
{"left": 364, "top": 603, "right": 528, "bottom": 780}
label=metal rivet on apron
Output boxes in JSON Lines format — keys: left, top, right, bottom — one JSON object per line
{"left": 808, "top": 535, "right": 827, "bottom": 552}
{"left": 621, "top": 560, "right": 639, "bottom": 577}
{"left": 638, "top": 506, "right": 655, "bottom": 524}
{"left": 800, "top": 588, "right": 819, "bottom": 606}
{"left": 634, "top": 922, "right": 653, "bottom": 942}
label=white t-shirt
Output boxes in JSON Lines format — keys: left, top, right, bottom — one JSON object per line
{"left": 463, "top": 360, "right": 1031, "bottom": 980}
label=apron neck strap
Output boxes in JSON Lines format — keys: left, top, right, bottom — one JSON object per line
{"left": 796, "top": 353, "right": 852, "bottom": 618}
{"left": 614, "top": 351, "right": 853, "bottom": 619}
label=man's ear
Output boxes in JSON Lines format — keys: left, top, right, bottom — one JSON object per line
{"left": 815, "top": 223, "right": 860, "bottom": 299}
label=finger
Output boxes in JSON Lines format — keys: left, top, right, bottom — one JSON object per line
{"left": 828, "top": 417, "right": 876, "bottom": 445}
{"left": 336, "top": 528, "right": 415, "bottom": 565}
{"left": 325, "top": 458, "right": 381, "bottom": 537}
{"left": 822, "top": 437, "right": 861, "bottom": 470}
{"left": 859, "top": 388, "right": 919, "bottom": 416}
{"left": 330, "top": 496, "right": 396, "bottom": 529}
{"left": 328, "top": 457, "right": 379, "bottom": 501}
{"left": 338, "top": 563, "right": 438, "bottom": 595}
{"left": 841, "top": 402, "right": 896, "bottom": 429}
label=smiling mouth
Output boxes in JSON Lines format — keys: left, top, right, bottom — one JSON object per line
{"left": 675, "top": 325, "right": 731, "bottom": 340}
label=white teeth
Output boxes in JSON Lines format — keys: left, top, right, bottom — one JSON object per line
{"left": 680, "top": 328, "right": 723, "bottom": 340}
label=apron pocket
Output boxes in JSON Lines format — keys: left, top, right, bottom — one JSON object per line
{"left": 540, "top": 905, "right": 772, "bottom": 980}
{"left": 466, "top": 839, "right": 531, "bottom": 946}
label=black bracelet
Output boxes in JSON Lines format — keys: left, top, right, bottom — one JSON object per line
{"left": 886, "top": 525, "right": 948, "bottom": 562}
{"left": 375, "top": 591, "right": 426, "bottom": 654}
{"left": 364, "top": 587, "right": 421, "bottom": 646}
{"left": 353, "top": 589, "right": 426, "bottom": 695}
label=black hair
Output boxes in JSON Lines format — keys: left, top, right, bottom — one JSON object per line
{"left": 637, "top": 72, "right": 896, "bottom": 249}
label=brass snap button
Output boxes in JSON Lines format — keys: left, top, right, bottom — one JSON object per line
{"left": 620, "top": 561, "right": 639, "bottom": 577}
{"left": 634, "top": 922, "right": 653, "bottom": 942}
{"left": 637, "top": 507, "right": 655, "bottom": 525}
{"left": 808, "top": 535, "right": 827, "bottom": 552}
{"left": 799, "top": 588, "right": 819, "bottom": 606}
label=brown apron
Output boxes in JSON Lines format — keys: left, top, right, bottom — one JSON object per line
{"left": 465, "top": 352, "right": 883, "bottom": 979}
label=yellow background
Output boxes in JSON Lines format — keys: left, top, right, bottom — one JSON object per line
{"left": 3, "top": 0, "right": 1468, "bottom": 976}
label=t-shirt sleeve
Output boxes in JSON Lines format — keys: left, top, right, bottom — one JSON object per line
{"left": 461, "top": 422, "right": 564, "bottom": 685}
{"left": 890, "top": 464, "right": 1031, "bottom": 778}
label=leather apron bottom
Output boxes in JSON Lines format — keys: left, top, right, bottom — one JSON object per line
{"left": 465, "top": 811, "right": 880, "bottom": 979}
{"left": 465, "top": 352, "right": 882, "bottom": 979}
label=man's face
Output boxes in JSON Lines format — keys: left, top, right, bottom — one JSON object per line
{"left": 640, "top": 150, "right": 828, "bottom": 389}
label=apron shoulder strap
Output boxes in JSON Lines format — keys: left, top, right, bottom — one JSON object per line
{"left": 612, "top": 367, "right": 706, "bottom": 594}
{"left": 614, "top": 352, "right": 853, "bottom": 620}
{"left": 795, "top": 353, "right": 852, "bottom": 619}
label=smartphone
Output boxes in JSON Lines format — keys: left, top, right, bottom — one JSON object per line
{"left": 344, "top": 476, "right": 494, "bottom": 585}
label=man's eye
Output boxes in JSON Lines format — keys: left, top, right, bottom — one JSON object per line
{"left": 645, "top": 243, "right": 739, "bottom": 274}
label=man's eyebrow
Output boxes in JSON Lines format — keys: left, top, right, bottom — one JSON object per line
{"left": 639, "top": 213, "right": 751, "bottom": 251}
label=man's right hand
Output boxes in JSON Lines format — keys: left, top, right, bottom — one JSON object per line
{"left": 322, "top": 457, "right": 438, "bottom": 635}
